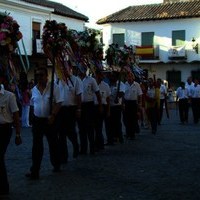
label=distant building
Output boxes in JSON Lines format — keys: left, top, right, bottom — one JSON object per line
{"left": 97, "top": 0, "right": 200, "bottom": 88}
{"left": 0, "top": 0, "right": 88, "bottom": 79}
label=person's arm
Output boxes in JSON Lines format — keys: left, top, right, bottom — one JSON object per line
{"left": 76, "top": 93, "right": 82, "bottom": 118}
{"left": 49, "top": 102, "right": 62, "bottom": 124}
{"left": 13, "top": 111, "right": 22, "bottom": 145}
{"left": 106, "top": 96, "right": 110, "bottom": 117}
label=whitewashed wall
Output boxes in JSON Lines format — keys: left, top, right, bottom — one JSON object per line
{"left": 0, "top": 1, "right": 86, "bottom": 55}
{"left": 102, "top": 18, "right": 200, "bottom": 63}
{"left": 51, "top": 14, "right": 85, "bottom": 32}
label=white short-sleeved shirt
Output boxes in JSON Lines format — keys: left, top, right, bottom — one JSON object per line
{"left": 0, "top": 86, "right": 19, "bottom": 124}
{"left": 30, "top": 82, "right": 63, "bottom": 118}
{"left": 94, "top": 81, "right": 111, "bottom": 105}
{"left": 110, "top": 81, "right": 125, "bottom": 106}
{"left": 185, "top": 82, "right": 194, "bottom": 97}
{"left": 81, "top": 76, "right": 99, "bottom": 102}
{"left": 176, "top": 87, "right": 189, "bottom": 99}
{"left": 124, "top": 81, "right": 143, "bottom": 101}
{"left": 160, "top": 84, "right": 167, "bottom": 100}
{"left": 146, "top": 87, "right": 156, "bottom": 99}
{"left": 190, "top": 84, "right": 200, "bottom": 98}
{"left": 59, "top": 75, "right": 83, "bottom": 106}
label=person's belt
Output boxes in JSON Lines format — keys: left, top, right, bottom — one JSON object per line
{"left": 33, "top": 115, "right": 48, "bottom": 122}
{"left": 0, "top": 123, "right": 12, "bottom": 128}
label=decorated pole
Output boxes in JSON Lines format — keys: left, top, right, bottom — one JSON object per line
{"left": 49, "top": 50, "right": 56, "bottom": 114}
{"left": 42, "top": 20, "right": 75, "bottom": 114}
{"left": 0, "top": 12, "right": 23, "bottom": 87}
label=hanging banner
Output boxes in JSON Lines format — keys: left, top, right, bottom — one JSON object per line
{"left": 168, "top": 46, "right": 186, "bottom": 59}
{"left": 135, "top": 45, "right": 154, "bottom": 59}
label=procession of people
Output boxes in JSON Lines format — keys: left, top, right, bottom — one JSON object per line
{"left": 1, "top": 16, "right": 200, "bottom": 196}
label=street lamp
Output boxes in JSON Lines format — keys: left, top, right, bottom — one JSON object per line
{"left": 192, "top": 37, "right": 198, "bottom": 54}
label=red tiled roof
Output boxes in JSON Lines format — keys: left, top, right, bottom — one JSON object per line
{"left": 97, "top": 1, "right": 200, "bottom": 24}
{"left": 21, "top": 0, "right": 89, "bottom": 22}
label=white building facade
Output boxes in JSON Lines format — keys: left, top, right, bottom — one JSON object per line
{"left": 0, "top": 0, "right": 88, "bottom": 76}
{"left": 97, "top": 1, "right": 200, "bottom": 88}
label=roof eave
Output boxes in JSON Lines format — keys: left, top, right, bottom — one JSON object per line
{"left": 97, "top": 15, "right": 200, "bottom": 25}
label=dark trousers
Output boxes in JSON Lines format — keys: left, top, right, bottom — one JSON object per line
{"left": 57, "top": 106, "right": 79, "bottom": 162}
{"left": 159, "top": 99, "right": 165, "bottom": 124}
{"left": 191, "top": 98, "right": 200, "bottom": 124}
{"left": 0, "top": 123, "right": 12, "bottom": 193}
{"left": 109, "top": 105, "right": 123, "bottom": 143}
{"left": 178, "top": 99, "right": 189, "bottom": 123}
{"left": 78, "top": 102, "right": 95, "bottom": 154}
{"left": 123, "top": 100, "right": 137, "bottom": 139}
{"left": 147, "top": 106, "right": 158, "bottom": 133}
{"left": 94, "top": 105, "right": 109, "bottom": 150}
{"left": 31, "top": 116, "right": 60, "bottom": 174}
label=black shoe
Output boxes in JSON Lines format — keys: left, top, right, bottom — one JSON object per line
{"left": 79, "top": 150, "right": 87, "bottom": 155}
{"left": 52, "top": 167, "right": 61, "bottom": 173}
{"left": 130, "top": 136, "right": 135, "bottom": 140}
{"left": 73, "top": 147, "right": 79, "bottom": 158}
{"left": 90, "top": 151, "right": 95, "bottom": 155}
{"left": 25, "top": 172, "right": 39, "bottom": 180}
{"left": 105, "top": 142, "right": 114, "bottom": 146}
{"left": 152, "top": 130, "right": 156, "bottom": 135}
{"left": 0, "top": 190, "right": 9, "bottom": 196}
{"left": 0, "top": 187, "right": 9, "bottom": 196}
{"left": 60, "top": 158, "right": 68, "bottom": 164}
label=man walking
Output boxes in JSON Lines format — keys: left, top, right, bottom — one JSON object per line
{"left": 26, "top": 67, "right": 63, "bottom": 179}
{"left": 0, "top": 72, "right": 22, "bottom": 195}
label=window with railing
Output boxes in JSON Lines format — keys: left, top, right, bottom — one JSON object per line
{"left": 32, "top": 22, "right": 42, "bottom": 54}
{"left": 172, "top": 30, "right": 185, "bottom": 46}
{"left": 135, "top": 32, "right": 155, "bottom": 60}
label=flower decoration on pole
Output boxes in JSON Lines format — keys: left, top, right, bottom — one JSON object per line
{"left": 42, "top": 20, "right": 76, "bottom": 113}
{"left": 67, "top": 28, "right": 104, "bottom": 74}
{"left": 105, "top": 44, "right": 146, "bottom": 82}
{"left": 42, "top": 20, "right": 75, "bottom": 81}
{"left": 0, "top": 12, "right": 23, "bottom": 86}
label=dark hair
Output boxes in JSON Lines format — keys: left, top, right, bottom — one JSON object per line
{"left": 35, "top": 67, "right": 48, "bottom": 75}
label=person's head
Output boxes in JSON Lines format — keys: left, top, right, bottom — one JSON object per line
{"left": 126, "top": 72, "right": 135, "bottom": 84}
{"left": 35, "top": 67, "right": 48, "bottom": 84}
{"left": 180, "top": 81, "right": 185, "bottom": 89}
{"left": 194, "top": 78, "right": 199, "bottom": 85}
{"left": 148, "top": 77, "right": 155, "bottom": 88}
{"left": 187, "top": 76, "right": 193, "bottom": 84}
{"left": 0, "top": 69, "right": 4, "bottom": 85}
{"left": 95, "top": 69, "right": 104, "bottom": 83}
{"left": 109, "top": 71, "right": 120, "bottom": 84}
{"left": 77, "top": 63, "right": 87, "bottom": 78}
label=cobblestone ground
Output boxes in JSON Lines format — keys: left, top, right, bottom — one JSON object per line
{"left": 2, "top": 108, "right": 200, "bottom": 200}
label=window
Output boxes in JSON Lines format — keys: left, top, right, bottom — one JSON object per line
{"left": 172, "top": 30, "right": 185, "bottom": 46}
{"left": 167, "top": 70, "right": 181, "bottom": 89}
{"left": 141, "top": 32, "right": 154, "bottom": 46}
{"left": 32, "top": 22, "right": 41, "bottom": 54}
{"left": 32, "top": 22, "right": 41, "bottom": 39}
{"left": 112, "top": 33, "right": 124, "bottom": 47}
{"left": 191, "top": 70, "right": 200, "bottom": 80}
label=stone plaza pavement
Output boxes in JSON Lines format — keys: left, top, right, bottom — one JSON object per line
{"left": 2, "top": 108, "right": 200, "bottom": 200}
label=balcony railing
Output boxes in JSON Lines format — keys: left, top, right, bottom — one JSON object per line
{"left": 135, "top": 45, "right": 158, "bottom": 60}
{"left": 32, "top": 39, "right": 44, "bottom": 54}
{"left": 168, "top": 46, "right": 186, "bottom": 60}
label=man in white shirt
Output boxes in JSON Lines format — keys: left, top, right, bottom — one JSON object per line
{"left": 190, "top": 78, "right": 200, "bottom": 124}
{"left": 0, "top": 73, "right": 21, "bottom": 195}
{"left": 109, "top": 71, "right": 125, "bottom": 144}
{"left": 26, "top": 67, "right": 63, "bottom": 180}
{"left": 123, "top": 73, "right": 142, "bottom": 140}
{"left": 77, "top": 64, "right": 102, "bottom": 155}
{"left": 157, "top": 78, "right": 167, "bottom": 124}
{"left": 176, "top": 81, "right": 189, "bottom": 124}
{"left": 94, "top": 70, "right": 111, "bottom": 150}
{"left": 57, "top": 70, "right": 82, "bottom": 163}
